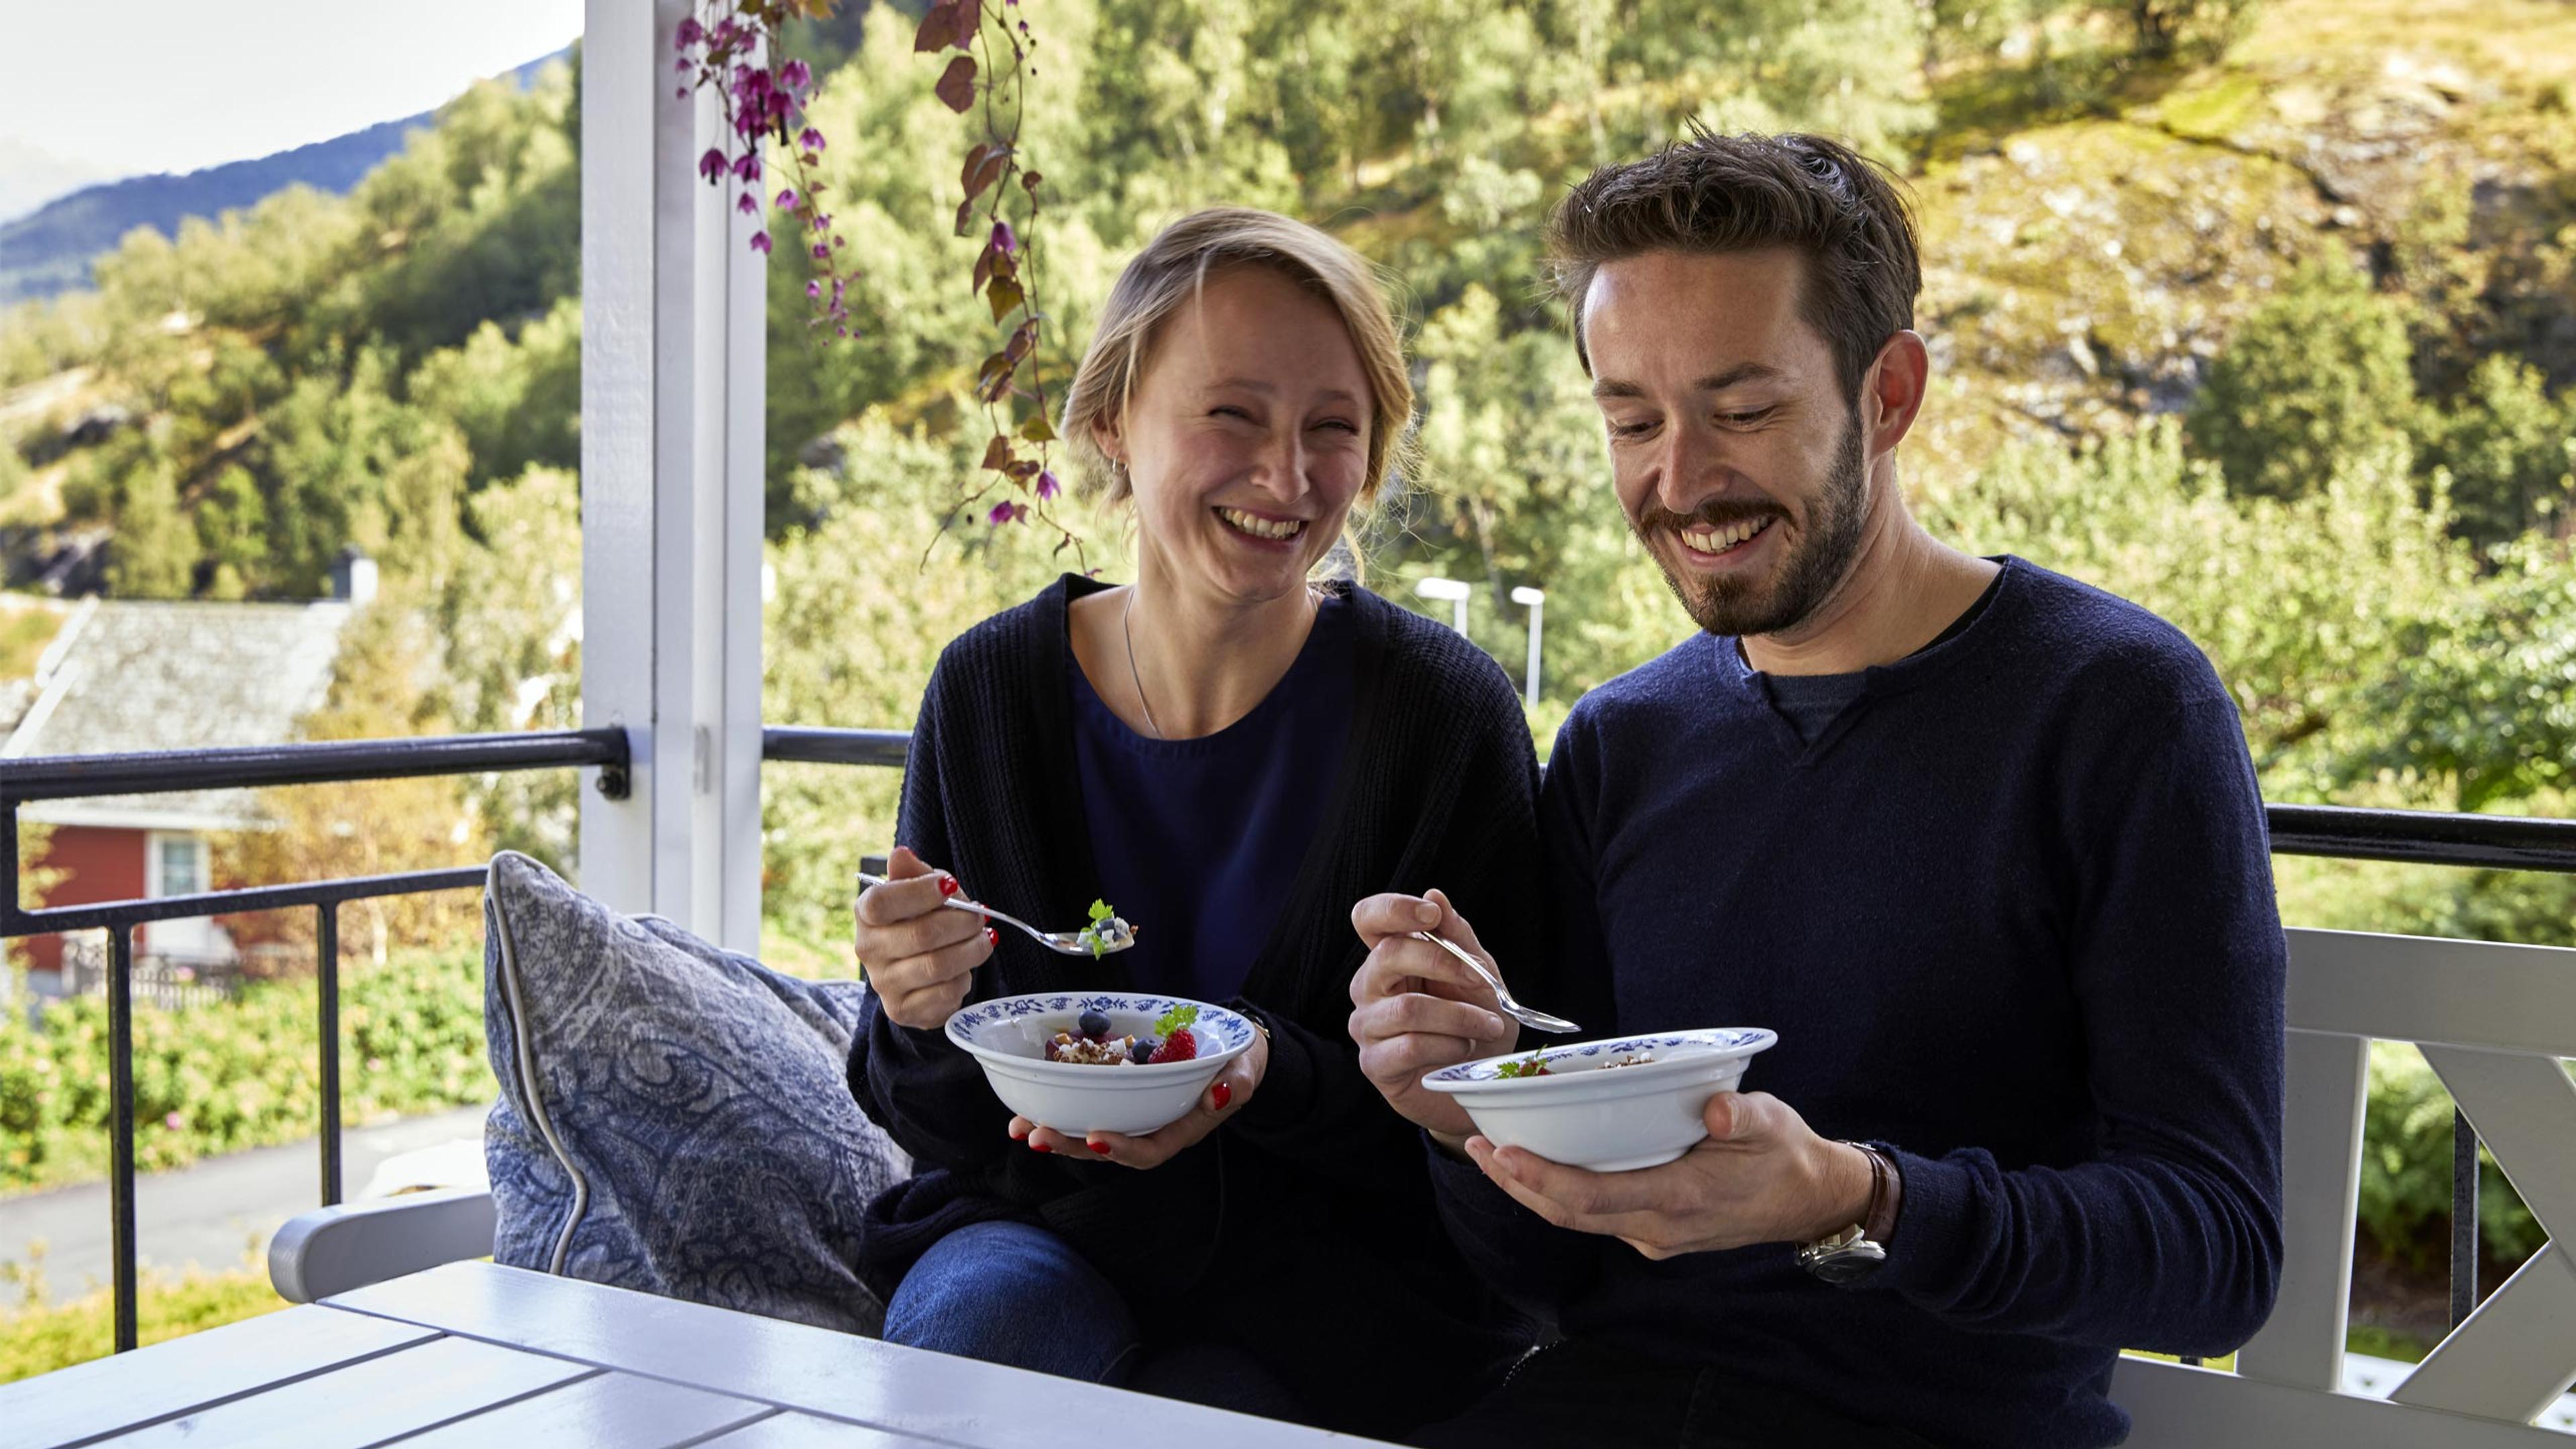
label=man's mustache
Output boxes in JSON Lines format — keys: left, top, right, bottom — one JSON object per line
{"left": 1634, "top": 500, "right": 1789, "bottom": 537}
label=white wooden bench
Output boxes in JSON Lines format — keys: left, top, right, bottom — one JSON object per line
{"left": 271, "top": 926, "right": 2576, "bottom": 1443}
{"left": 2113, "top": 928, "right": 2576, "bottom": 1445}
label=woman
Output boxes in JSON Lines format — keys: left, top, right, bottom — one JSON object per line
{"left": 847, "top": 208, "right": 1542, "bottom": 1437}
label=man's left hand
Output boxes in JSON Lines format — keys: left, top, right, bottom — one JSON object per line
{"left": 1465, "top": 1090, "right": 1874, "bottom": 1259}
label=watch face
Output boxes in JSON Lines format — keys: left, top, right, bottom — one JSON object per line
{"left": 1801, "top": 1238, "right": 1887, "bottom": 1285}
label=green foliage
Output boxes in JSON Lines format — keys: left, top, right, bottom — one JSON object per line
{"left": 760, "top": 410, "right": 1091, "bottom": 949}
{"left": 0, "top": 1251, "right": 286, "bottom": 1385}
{"left": 2358, "top": 1042, "right": 2545, "bottom": 1275}
{"left": 1925, "top": 420, "right": 2473, "bottom": 776}
{"left": 2415, "top": 354, "right": 2576, "bottom": 547}
{"left": 2110, "top": 0, "right": 2261, "bottom": 60}
{"left": 0, "top": 949, "right": 490, "bottom": 1195}
{"left": 2184, "top": 257, "right": 2422, "bottom": 502}
{"left": 2333, "top": 540, "right": 2576, "bottom": 811}
{"left": 102, "top": 462, "right": 197, "bottom": 598}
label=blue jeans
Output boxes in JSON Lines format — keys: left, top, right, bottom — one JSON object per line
{"left": 884, "top": 1220, "right": 1301, "bottom": 1419}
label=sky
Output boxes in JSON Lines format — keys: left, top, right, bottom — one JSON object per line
{"left": 0, "top": 0, "right": 584, "bottom": 180}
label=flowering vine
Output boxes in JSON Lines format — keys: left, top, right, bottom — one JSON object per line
{"left": 678, "top": 0, "right": 1076, "bottom": 557}
{"left": 915, "top": 0, "right": 1074, "bottom": 556}
{"left": 675, "top": 1, "right": 855, "bottom": 337}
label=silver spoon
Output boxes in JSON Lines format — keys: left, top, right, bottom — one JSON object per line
{"left": 1411, "top": 930, "right": 1580, "bottom": 1034}
{"left": 855, "top": 873, "right": 1139, "bottom": 958}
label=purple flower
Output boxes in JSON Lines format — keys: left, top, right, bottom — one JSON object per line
{"left": 798, "top": 127, "right": 826, "bottom": 152}
{"left": 775, "top": 187, "right": 798, "bottom": 209}
{"left": 737, "top": 192, "right": 758, "bottom": 215}
{"left": 675, "top": 17, "right": 704, "bottom": 48}
{"left": 812, "top": 241, "right": 830, "bottom": 258}
{"left": 988, "top": 502, "right": 1020, "bottom": 525}
{"left": 675, "top": 56, "right": 693, "bottom": 74}
{"left": 780, "top": 60, "right": 812, "bottom": 91}
{"left": 812, "top": 211, "right": 830, "bottom": 231}
{"left": 991, "top": 221, "right": 1018, "bottom": 256}
{"left": 806, "top": 280, "right": 822, "bottom": 299}
{"left": 749, "top": 230, "right": 773, "bottom": 255}
{"left": 163, "top": 1111, "right": 182, "bottom": 1130}
{"left": 837, "top": 325, "right": 849, "bottom": 337}
{"left": 1036, "top": 469, "right": 1061, "bottom": 500}
{"left": 698, "top": 147, "right": 727, "bottom": 182}
{"left": 731, "top": 152, "right": 762, "bottom": 184}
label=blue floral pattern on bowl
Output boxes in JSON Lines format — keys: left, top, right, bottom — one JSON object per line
{"left": 1424, "top": 1027, "right": 1778, "bottom": 1085}
{"left": 946, "top": 992, "right": 1258, "bottom": 1060}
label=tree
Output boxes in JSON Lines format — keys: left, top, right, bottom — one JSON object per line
{"left": 2416, "top": 354, "right": 2576, "bottom": 549}
{"left": 2185, "top": 256, "right": 2421, "bottom": 502}
{"left": 104, "top": 462, "right": 198, "bottom": 598}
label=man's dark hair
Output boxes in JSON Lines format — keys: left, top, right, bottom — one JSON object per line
{"left": 1546, "top": 130, "right": 1921, "bottom": 405}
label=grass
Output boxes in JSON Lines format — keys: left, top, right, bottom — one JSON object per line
{"left": 0, "top": 596, "right": 64, "bottom": 678}
{"left": 0, "top": 1244, "right": 287, "bottom": 1385}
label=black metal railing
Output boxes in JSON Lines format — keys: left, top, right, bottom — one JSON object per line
{"left": 2, "top": 729, "right": 628, "bottom": 1353}
{"left": 5, "top": 726, "right": 2572, "bottom": 1361}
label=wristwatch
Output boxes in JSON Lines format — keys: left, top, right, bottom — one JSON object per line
{"left": 1799, "top": 1141, "right": 1902, "bottom": 1285}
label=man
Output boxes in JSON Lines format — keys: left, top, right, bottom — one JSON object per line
{"left": 1348, "top": 131, "right": 2285, "bottom": 1448}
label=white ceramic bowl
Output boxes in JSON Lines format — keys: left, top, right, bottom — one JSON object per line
{"left": 1421, "top": 1028, "right": 1778, "bottom": 1172}
{"left": 944, "top": 991, "right": 1258, "bottom": 1137}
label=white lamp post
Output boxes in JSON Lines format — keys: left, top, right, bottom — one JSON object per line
{"left": 1511, "top": 586, "right": 1545, "bottom": 707}
{"left": 1415, "top": 576, "right": 1470, "bottom": 634}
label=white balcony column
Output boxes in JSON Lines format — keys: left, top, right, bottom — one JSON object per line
{"left": 578, "top": 0, "right": 767, "bottom": 951}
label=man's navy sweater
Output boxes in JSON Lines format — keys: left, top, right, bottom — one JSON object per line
{"left": 1432, "top": 557, "right": 2286, "bottom": 1449}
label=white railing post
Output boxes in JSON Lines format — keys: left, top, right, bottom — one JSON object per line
{"left": 579, "top": 0, "right": 767, "bottom": 952}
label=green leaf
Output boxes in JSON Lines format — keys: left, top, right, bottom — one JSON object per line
{"left": 1154, "top": 1002, "right": 1199, "bottom": 1038}
{"left": 1018, "top": 413, "right": 1058, "bottom": 443}
{"left": 985, "top": 274, "right": 1024, "bottom": 322}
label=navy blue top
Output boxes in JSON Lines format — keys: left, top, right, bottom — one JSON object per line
{"left": 1431, "top": 557, "right": 2286, "bottom": 1449}
{"left": 1067, "top": 593, "right": 1355, "bottom": 1004}
{"left": 1758, "top": 570, "right": 1998, "bottom": 741}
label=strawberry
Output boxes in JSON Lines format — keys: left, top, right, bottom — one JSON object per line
{"left": 1148, "top": 1028, "right": 1197, "bottom": 1063}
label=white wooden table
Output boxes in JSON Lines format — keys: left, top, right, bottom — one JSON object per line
{"left": 1, "top": 1262, "right": 1396, "bottom": 1448}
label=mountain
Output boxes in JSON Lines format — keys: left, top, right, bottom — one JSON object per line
{"left": 0, "top": 139, "right": 111, "bottom": 230}
{"left": 0, "top": 47, "right": 572, "bottom": 309}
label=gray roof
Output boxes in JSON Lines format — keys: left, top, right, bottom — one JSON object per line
{"left": 3, "top": 597, "right": 354, "bottom": 830}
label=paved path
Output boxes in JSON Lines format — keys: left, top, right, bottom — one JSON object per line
{"left": 0, "top": 1106, "right": 490, "bottom": 1305}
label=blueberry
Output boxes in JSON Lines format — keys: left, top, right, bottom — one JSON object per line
{"left": 1131, "top": 1036, "right": 1158, "bottom": 1063}
{"left": 1077, "top": 1009, "right": 1112, "bottom": 1040}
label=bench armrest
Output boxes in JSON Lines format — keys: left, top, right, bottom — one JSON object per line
{"left": 268, "top": 1187, "right": 498, "bottom": 1303}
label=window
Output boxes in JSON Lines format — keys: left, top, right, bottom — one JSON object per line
{"left": 156, "top": 835, "right": 204, "bottom": 898}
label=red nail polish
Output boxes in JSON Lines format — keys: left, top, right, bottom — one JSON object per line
{"left": 1211, "top": 1081, "right": 1232, "bottom": 1110}
{"left": 985, "top": 926, "right": 999, "bottom": 947}
{"left": 1087, "top": 1140, "right": 1112, "bottom": 1155}
{"left": 939, "top": 877, "right": 961, "bottom": 898}
{"left": 1030, "top": 1139, "right": 1051, "bottom": 1153}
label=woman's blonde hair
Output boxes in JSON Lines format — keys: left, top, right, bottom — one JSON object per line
{"left": 1059, "top": 207, "right": 1415, "bottom": 506}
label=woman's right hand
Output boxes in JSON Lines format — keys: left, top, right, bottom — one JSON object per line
{"left": 856, "top": 846, "right": 996, "bottom": 1029}
{"left": 1348, "top": 888, "right": 1517, "bottom": 1142}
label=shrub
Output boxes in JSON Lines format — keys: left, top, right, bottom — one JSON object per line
{"left": 0, "top": 949, "right": 491, "bottom": 1196}
{"left": 2184, "top": 257, "right": 2422, "bottom": 503}
{"left": 2359, "top": 1042, "right": 2545, "bottom": 1276}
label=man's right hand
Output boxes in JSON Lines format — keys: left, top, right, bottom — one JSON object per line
{"left": 856, "top": 846, "right": 994, "bottom": 1030}
{"left": 1348, "top": 889, "right": 1517, "bottom": 1141}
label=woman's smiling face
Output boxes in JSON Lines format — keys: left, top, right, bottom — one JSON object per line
{"left": 1099, "top": 264, "right": 1373, "bottom": 605}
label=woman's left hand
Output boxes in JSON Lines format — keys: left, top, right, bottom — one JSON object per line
{"left": 1009, "top": 1026, "right": 1269, "bottom": 1169}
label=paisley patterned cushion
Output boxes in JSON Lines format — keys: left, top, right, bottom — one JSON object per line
{"left": 480, "top": 850, "right": 904, "bottom": 1334}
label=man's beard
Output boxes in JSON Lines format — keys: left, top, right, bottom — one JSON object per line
{"left": 1630, "top": 410, "right": 1871, "bottom": 639}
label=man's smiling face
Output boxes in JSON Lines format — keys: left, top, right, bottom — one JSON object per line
{"left": 1582, "top": 247, "right": 1876, "bottom": 639}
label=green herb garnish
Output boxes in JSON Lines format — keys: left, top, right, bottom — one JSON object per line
{"left": 1493, "top": 1053, "right": 1552, "bottom": 1079}
{"left": 1154, "top": 1002, "right": 1199, "bottom": 1038}
{"left": 1074, "top": 899, "right": 1119, "bottom": 959}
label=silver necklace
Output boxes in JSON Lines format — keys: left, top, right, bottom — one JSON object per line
{"left": 1121, "top": 589, "right": 1167, "bottom": 740}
